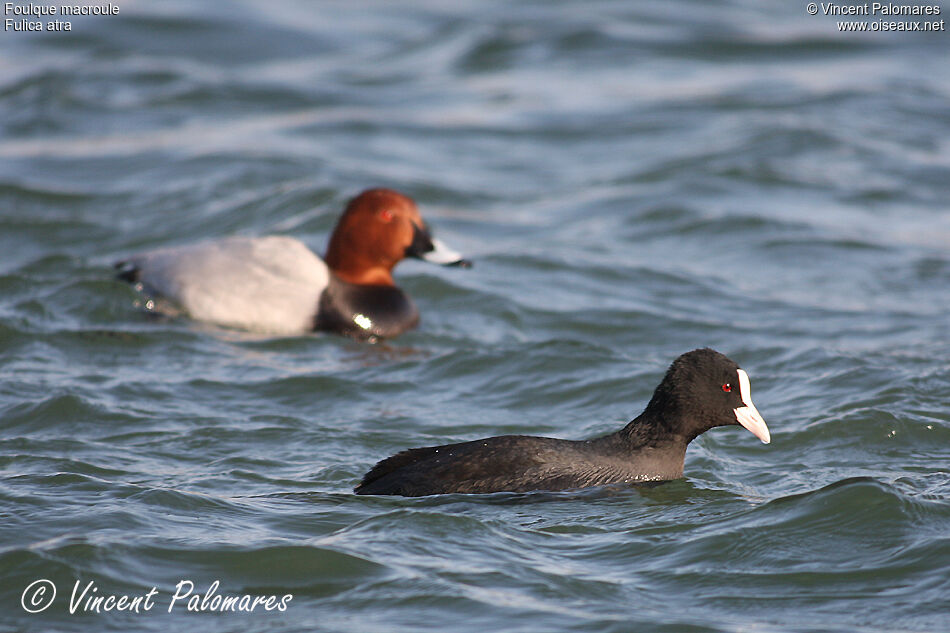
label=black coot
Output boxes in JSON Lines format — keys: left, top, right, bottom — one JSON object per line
{"left": 355, "top": 348, "right": 770, "bottom": 496}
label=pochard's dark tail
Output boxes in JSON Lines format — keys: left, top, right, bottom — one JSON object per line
{"left": 114, "top": 260, "right": 141, "bottom": 284}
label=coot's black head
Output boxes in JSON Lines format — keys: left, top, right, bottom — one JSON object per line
{"left": 644, "top": 348, "right": 770, "bottom": 444}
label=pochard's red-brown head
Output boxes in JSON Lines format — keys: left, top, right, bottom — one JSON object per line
{"left": 324, "top": 188, "right": 469, "bottom": 286}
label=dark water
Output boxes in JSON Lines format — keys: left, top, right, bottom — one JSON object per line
{"left": 2, "top": 1, "right": 950, "bottom": 631}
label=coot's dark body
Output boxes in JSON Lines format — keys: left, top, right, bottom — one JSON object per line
{"left": 355, "top": 349, "right": 770, "bottom": 496}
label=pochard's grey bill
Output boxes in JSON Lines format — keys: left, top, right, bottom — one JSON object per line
{"left": 734, "top": 369, "right": 770, "bottom": 444}
{"left": 422, "top": 237, "right": 471, "bottom": 268}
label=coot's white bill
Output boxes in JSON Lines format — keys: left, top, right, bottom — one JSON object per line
{"left": 734, "top": 369, "right": 770, "bottom": 444}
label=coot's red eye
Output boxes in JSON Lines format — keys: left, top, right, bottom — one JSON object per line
{"left": 721, "top": 384, "right": 732, "bottom": 392}
{"left": 380, "top": 209, "right": 394, "bottom": 222}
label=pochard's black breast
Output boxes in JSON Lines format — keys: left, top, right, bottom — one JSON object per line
{"left": 314, "top": 276, "right": 419, "bottom": 340}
